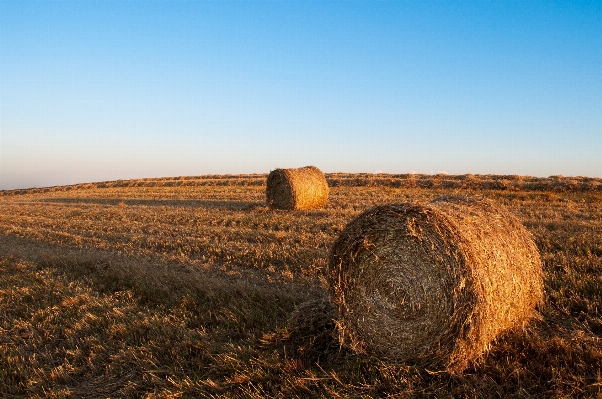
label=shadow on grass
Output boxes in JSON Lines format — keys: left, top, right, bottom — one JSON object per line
{"left": 1, "top": 234, "right": 601, "bottom": 397}
{"left": 40, "top": 197, "right": 266, "bottom": 210}
{"left": 0, "top": 234, "right": 309, "bottom": 317}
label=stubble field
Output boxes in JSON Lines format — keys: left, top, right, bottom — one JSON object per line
{"left": 0, "top": 173, "right": 601, "bottom": 398}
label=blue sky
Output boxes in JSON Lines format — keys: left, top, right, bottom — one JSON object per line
{"left": 1, "top": 1, "right": 601, "bottom": 190}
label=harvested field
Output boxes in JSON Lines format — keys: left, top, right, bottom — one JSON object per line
{"left": 0, "top": 173, "right": 601, "bottom": 397}
{"left": 3, "top": 173, "right": 602, "bottom": 197}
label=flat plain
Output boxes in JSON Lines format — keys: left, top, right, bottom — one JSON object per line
{"left": 1, "top": 173, "right": 601, "bottom": 398}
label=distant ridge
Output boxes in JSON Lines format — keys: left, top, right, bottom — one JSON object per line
{"left": 2, "top": 173, "right": 602, "bottom": 196}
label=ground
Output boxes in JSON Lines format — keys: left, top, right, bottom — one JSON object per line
{"left": 0, "top": 173, "right": 601, "bottom": 398}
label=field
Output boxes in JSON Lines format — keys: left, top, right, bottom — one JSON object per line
{"left": 1, "top": 173, "right": 601, "bottom": 398}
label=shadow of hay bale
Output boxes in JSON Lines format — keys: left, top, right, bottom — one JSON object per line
{"left": 288, "top": 299, "right": 337, "bottom": 336}
{"left": 286, "top": 299, "right": 340, "bottom": 365}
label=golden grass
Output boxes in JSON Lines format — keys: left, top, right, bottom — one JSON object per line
{"left": 0, "top": 173, "right": 601, "bottom": 397}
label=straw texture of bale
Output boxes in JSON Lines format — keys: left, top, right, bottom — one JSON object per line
{"left": 266, "top": 166, "right": 329, "bottom": 210}
{"left": 327, "top": 195, "right": 543, "bottom": 372}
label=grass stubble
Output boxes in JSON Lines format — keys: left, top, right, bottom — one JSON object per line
{"left": 0, "top": 174, "right": 601, "bottom": 398}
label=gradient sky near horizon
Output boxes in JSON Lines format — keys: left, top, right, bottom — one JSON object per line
{"left": 1, "top": 1, "right": 601, "bottom": 190}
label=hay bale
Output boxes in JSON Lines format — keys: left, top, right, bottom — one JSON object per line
{"left": 327, "top": 195, "right": 543, "bottom": 372}
{"left": 266, "top": 166, "right": 329, "bottom": 210}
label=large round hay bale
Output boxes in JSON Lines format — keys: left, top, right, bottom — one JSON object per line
{"left": 266, "top": 166, "right": 329, "bottom": 210}
{"left": 327, "top": 195, "right": 543, "bottom": 372}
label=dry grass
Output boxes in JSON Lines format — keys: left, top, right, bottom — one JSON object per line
{"left": 0, "top": 173, "right": 601, "bottom": 397}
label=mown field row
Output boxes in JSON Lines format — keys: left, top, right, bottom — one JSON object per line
{"left": 0, "top": 175, "right": 601, "bottom": 397}
{"left": 2, "top": 173, "right": 602, "bottom": 197}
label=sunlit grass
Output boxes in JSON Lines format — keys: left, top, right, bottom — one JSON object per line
{"left": 0, "top": 174, "right": 601, "bottom": 397}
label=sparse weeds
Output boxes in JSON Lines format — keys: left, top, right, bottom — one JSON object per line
{"left": 0, "top": 175, "right": 601, "bottom": 397}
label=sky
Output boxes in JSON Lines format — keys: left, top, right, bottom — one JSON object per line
{"left": 1, "top": 1, "right": 601, "bottom": 190}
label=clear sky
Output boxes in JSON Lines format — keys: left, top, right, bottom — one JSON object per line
{"left": 1, "top": 1, "right": 601, "bottom": 190}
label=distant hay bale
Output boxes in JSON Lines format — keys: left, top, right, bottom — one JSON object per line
{"left": 266, "top": 166, "right": 329, "bottom": 210}
{"left": 327, "top": 195, "right": 543, "bottom": 373}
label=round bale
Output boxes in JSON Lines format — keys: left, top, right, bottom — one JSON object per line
{"left": 327, "top": 195, "right": 543, "bottom": 372}
{"left": 266, "top": 166, "right": 329, "bottom": 210}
